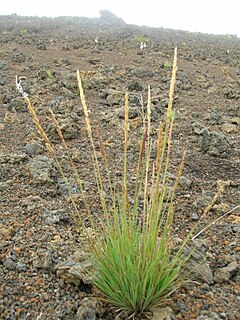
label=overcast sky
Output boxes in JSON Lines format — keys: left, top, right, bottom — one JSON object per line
{"left": 1, "top": 0, "right": 239, "bottom": 37}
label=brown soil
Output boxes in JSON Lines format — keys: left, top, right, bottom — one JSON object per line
{"left": 0, "top": 15, "right": 239, "bottom": 320}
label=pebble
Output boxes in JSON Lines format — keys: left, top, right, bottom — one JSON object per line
{"left": 76, "top": 298, "right": 97, "bottom": 320}
{"left": 192, "top": 212, "right": 199, "bottom": 221}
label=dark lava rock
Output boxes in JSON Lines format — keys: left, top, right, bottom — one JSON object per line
{"left": 32, "top": 249, "right": 54, "bottom": 270}
{"left": 76, "top": 298, "right": 97, "bottom": 320}
{"left": 47, "top": 113, "right": 82, "bottom": 140}
{"left": 3, "top": 258, "right": 17, "bottom": 271}
{"left": 0, "top": 152, "right": 27, "bottom": 164}
{"left": 114, "top": 105, "right": 139, "bottom": 119}
{"left": 0, "top": 75, "right": 6, "bottom": 86}
{"left": 224, "top": 87, "right": 240, "bottom": 99}
{"left": 3, "top": 258, "right": 26, "bottom": 272}
{"left": 23, "top": 142, "right": 43, "bottom": 156}
{"left": 57, "top": 178, "right": 78, "bottom": 196}
{"left": 209, "top": 109, "right": 223, "bottom": 125}
{"left": 227, "top": 104, "right": 240, "bottom": 117}
{"left": 184, "top": 240, "right": 214, "bottom": 284}
{"left": 55, "top": 251, "right": 93, "bottom": 286}
{"left": 7, "top": 97, "right": 28, "bottom": 112}
{"left": 28, "top": 155, "right": 54, "bottom": 184}
{"left": 36, "top": 42, "right": 47, "bottom": 50}
{"left": 42, "top": 208, "right": 69, "bottom": 225}
{"left": 127, "top": 81, "right": 143, "bottom": 92}
{"left": 198, "top": 128, "right": 231, "bottom": 157}
{"left": 214, "top": 261, "right": 238, "bottom": 283}
{"left": 0, "top": 62, "right": 7, "bottom": 70}
{"left": 12, "top": 52, "right": 26, "bottom": 63}
{"left": 152, "top": 306, "right": 173, "bottom": 320}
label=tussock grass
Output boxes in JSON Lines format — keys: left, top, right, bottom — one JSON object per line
{"left": 84, "top": 49, "right": 190, "bottom": 317}
{"left": 20, "top": 48, "right": 227, "bottom": 318}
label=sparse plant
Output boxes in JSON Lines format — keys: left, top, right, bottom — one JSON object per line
{"left": 0, "top": 50, "right": 6, "bottom": 57}
{"left": 16, "top": 48, "right": 227, "bottom": 318}
{"left": 161, "top": 60, "right": 171, "bottom": 69}
{"left": 45, "top": 69, "right": 54, "bottom": 79}
{"left": 20, "top": 29, "right": 28, "bottom": 36}
{"left": 135, "top": 34, "right": 148, "bottom": 43}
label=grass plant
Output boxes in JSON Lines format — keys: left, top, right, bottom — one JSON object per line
{"left": 45, "top": 69, "right": 54, "bottom": 79}
{"left": 134, "top": 34, "right": 148, "bottom": 43}
{"left": 19, "top": 48, "right": 226, "bottom": 318}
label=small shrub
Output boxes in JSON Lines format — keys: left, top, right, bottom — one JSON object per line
{"left": 135, "top": 34, "right": 148, "bottom": 43}
{"left": 45, "top": 69, "right": 54, "bottom": 79}
{"left": 20, "top": 29, "right": 28, "bottom": 36}
{"left": 161, "top": 60, "right": 171, "bottom": 69}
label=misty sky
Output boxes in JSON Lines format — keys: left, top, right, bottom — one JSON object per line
{"left": 1, "top": 0, "right": 239, "bottom": 37}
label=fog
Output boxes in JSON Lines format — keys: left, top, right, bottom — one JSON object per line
{"left": 1, "top": 0, "right": 239, "bottom": 37}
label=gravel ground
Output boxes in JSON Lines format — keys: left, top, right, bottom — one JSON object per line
{"left": 0, "top": 13, "right": 239, "bottom": 320}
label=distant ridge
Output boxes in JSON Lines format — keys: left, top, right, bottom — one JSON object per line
{"left": 0, "top": 11, "right": 239, "bottom": 42}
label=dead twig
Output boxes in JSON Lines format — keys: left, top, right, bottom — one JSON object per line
{"left": 192, "top": 204, "right": 240, "bottom": 240}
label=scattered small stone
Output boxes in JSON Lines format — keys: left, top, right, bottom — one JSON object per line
{"left": 12, "top": 52, "right": 26, "bottom": 63}
{"left": 224, "top": 87, "right": 240, "bottom": 100}
{"left": 55, "top": 250, "right": 93, "bottom": 286}
{"left": 227, "top": 105, "right": 240, "bottom": 117}
{"left": 3, "top": 109, "right": 19, "bottom": 123}
{"left": 57, "top": 177, "right": 78, "bottom": 196}
{"left": 183, "top": 239, "right": 214, "bottom": 284}
{"left": 36, "top": 42, "right": 47, "bottom": 50}
{"left": 15, "top": 262, "right": 27, "bottom": 272}
{"left": 28, "top": 155, "right": 54, "bottom": 184}
{"left": 106, "top": 92, "right": 123, "bottom": 106}
{"left": 32, "top": 249, "right": 54, "bottom": 270}
{"left": 194, "top": 191, "right": 216, "bottom": 210}
{"left": 0, "top": 179, "right": 12, "bottom": 192}
{"left": 201, "top": 283, "right": 210, "bottom": 292}
{"left": 69, "top": 147, "right": 82, "bottom": 163}
{"left": 3, "top": 258, "right": 16, "bottom": 270}
{"left": 76, "top": 298, "right": 97, "bottom": 320}
{"left": 222, "top": 123, "right": 238, "bottom": 134}
{"left": 209, "top": 110, "right": 223, "bottom": 125}
{"left": 0, "top": 152, "right": 27, "bottom": 164}
{"left": 151, "top": 306, "right": 173, "bottom": 320}
{"left": 198, "top": 128, "right": 231, "bottom": 157}
{"left": 42, "top": 208, "right": 69, "bottom": 224}
{"left": 127, "top": 81, "right": 143, "bottom": 92}
{"left": 229, "top": 241, "right": 238, "bottom": 248}
{"left": 114, "top": 105, "right": 139, "bottom": 119}
{"left": 0, "top": 223, "right": 12, "bottom": 239}
{"left": 0, "top": 76, "right": 6, "bottom": 86}
{"left": 7, "top": 97, "right": 27, "bottom": 112}
{"left": 212, "top": 203, "right": 230, "bottom": 214}
{"left": 23, "top": 142, "right": 43, "bottom": 156}
{"left": 0, "top": 61, "right": 7, "bottom": 70}
{"left": 21, "top": 195, "right": 43, "bottom": 212}
{"left": 179, "top": 175, "right": 192, "bottom": 189}
{"left": 47, "top": 114, "right": 81, "bottom": 140}
{"left": 159, "top": 98, "right": 169, "bottom": 108}
{"left": 214, "top": 261, "right": 238, "bottom": 283}
{"left": 192, "top": 121, "right": 206, "bottom": 135}
{"left": 191, "top": 212, "right": 199, "bottom": 221}
{"left": 167, "top": 173, "right": 192, "bottom": 189}
{"left": 197, "top": 312, "right": 226, "bottom": 320}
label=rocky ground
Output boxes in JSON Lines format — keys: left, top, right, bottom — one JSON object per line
{"left": 0, "top": 13, "right": 240, "bottom": 320}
